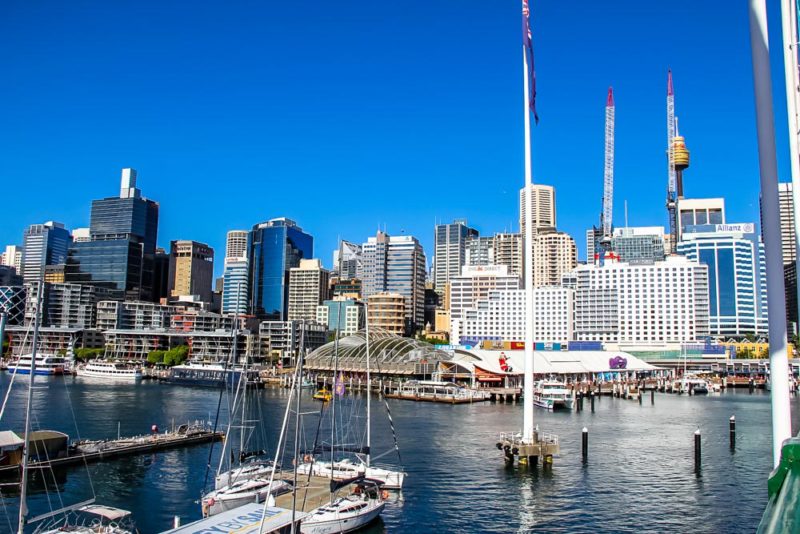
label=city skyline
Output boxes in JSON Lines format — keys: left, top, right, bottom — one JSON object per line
{"left": 0, "top": 2, "right": 792, "bottom": 274}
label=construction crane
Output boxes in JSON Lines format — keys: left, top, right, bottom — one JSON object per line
{"left": 666, "top": 70, "right": 678, "bottom": 252}
{"left": 594, "top": 87, "right": 615, "bottom": 264}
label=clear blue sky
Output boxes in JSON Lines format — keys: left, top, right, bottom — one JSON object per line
{"left": 0, "top": 1, "right": 791, "bottom": 275}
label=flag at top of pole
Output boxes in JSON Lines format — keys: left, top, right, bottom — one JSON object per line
{"left": 522, "top": 0, "right": 539, "bottom": 124}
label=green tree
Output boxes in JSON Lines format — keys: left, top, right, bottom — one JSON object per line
{"left": 163, "top": 345, "right": 189, "bottom": 367}
{"left": 147, "top": 350, "right": 166, "bottom": 365}
{"left": 74, "top": 347, "right": 105, "bottom": 361}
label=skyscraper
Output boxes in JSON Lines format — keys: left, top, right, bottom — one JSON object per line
{"left": 519, "top": 184, "right": 556, "bottom": 236}
{"left": 21, "top": 222, "right": 71, "bottom": 282}
{"left": 465, "top": 235, "right": 494, "bottom": 267}
{"left": 677, "top": 222, "right": 767, "bottom": 337}
{"left": 332, "top": 240, "right": 362, "bottom": 280}
{"left": 531, "top": 230, "right": 578, "bottom": 287}
{"left": 225, "top": 230, "right": 249, "bottom": 261}
{"left": 168, "top": 240, "right": 214, "bottom": 302}
{"left": 222, "top": 259, "right": 249, "bottom": 315}
{"left": 288, "top": 259, "right": 330, "bottom": 321}
{"left": 433, "top": 219, "right": 477, "bottom": 294}
{"left": 775, "top": 183, "right": 797, "bottom": 265}
{"left": 66, "top": 168, "right": 159, "bottom": 301}
{"left": 248, "top": 218, "right": 313, "bottom": 320}
{"left": 611, "top": 227, "right": 667, "bottom": 264}
{"left": 359, "top": 231, "right": 426, "bottom": 333}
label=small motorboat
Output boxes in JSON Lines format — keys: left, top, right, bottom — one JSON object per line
{"left": 313, "top": 388, "right": 333, "bottom": 402}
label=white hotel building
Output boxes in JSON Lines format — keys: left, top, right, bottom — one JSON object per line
{"left": 572, "top": 255, "right": 709, "bottom": 345}
{"left": 449, "top": 265, "right": 520, "bottom": 335}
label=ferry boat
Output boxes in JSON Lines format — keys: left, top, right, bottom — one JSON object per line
{"left": 163, "top": 361, "right": 261, "bottom": 388}
{"left": 673, "top": 377, "right": 710, "bottom": 394}
{"left": 7, "top": 354, "right": 67, "bottom": 375}
{"left": 76, "top": 360, "right": 142, "bottom": 381}
{"left": 385, "top": 380, "right": 490, "bottom": 404}
{"left": 532, "top": 380, "right": 575, "bottom": 411}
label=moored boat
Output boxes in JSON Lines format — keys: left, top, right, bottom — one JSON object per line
{"left": 77, "top": 360, "right": 142, "bottom": 381}
{"left": 201, "top": 477, "right": 292, "bottom": 517}
{"left": 8, "top": 354, "right": 66, "bottom": 376}
{"left": 532, "top": 380, "right": 574, "bottom": 411}
{"left": 301, "top": 486, "right": 385, "bottom": 534}
{"left": 163, "top": 361, "right": 260, "bottom": 388}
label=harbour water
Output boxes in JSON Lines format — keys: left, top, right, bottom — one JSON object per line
{"left": 0, "top": 374, "right": 797, "bottom": 533}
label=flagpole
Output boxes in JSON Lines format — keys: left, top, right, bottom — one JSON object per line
{"left": 749, "top": 0, "right": 792, "bottom": 467}
{"left": 522, "top": 41, "right": 535, "bottom": 444}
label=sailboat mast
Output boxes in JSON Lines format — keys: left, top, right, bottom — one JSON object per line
{"left": 18, "top": 280, "right": 43, "bottom": 534}
{"left": 365, "top": 303, "right": 371, "bottom": 468}
{"left": 290, "top": 321, "right": 305, "bottom": 533}
{"left": 331, "top": 324, "right": 340, "bottom": 490}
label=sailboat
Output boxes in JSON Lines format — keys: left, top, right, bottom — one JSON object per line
{"left": 10, "top": 281, "right": 137, "bottom": 534}
{"left": 201, "top": 299, "right": 290, "bottom": 517}
{"left": 295, "top": 315, "right": 406, "bottom": 490}
{"left": 298, "top": 324, "right": 385, "bottom": 534}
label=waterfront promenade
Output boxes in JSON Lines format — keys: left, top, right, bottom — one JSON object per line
{"left": 0, "top": 375, "right": 793, "bottom": 533}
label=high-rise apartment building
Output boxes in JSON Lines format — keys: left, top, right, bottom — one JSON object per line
{"left": 678, "top": 222, "right": 768, "bottom": 336}
{"left": 248, "top": 218, "right": 313, "bottom": 321}
{"left": 288, "top": 259, "right": 330, "bottom": 321}
{"left": 493, "top": 233, "right": 523, "bottom": 276}
{"left": 168, "top": 240, "right": 214, "bottom": 302}
{"left": 66, "top": 169, "right": 159, "bottom": 301}
{"left": 519, "top": 184, "right": 556, "bottom": 236}
{"left": 225, "top": 230, "right": 249, "bottom": 262}
{"left": 572, "top": 255, "right": 709, "bottom": 344}
{"left": 332, "top": 241, "right": 362, "bottom": 280}
{"left": 465, "top": 236, "right": 494, "bottom": 267}
{"left": 761, "top": 183, "right": 797, "bottom": 329}
{"left": 359, "top": 231, "right": 426, "bottom": 333}
{"left": 366, "top": 292, "right": 406, "bottom": 335}
{"left": 21, "top": 222, "right": 71, "bottom": 283}
{"left": 433, "top": 219, "right": 477, "bottom": 294}
{"left": 532, "top": 230, "right": 577, "bottom": 287}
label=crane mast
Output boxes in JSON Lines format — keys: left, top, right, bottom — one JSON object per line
{"left": 594, "top": 87, "right": 615, "bottom": 264}
{"left": 666, "top": 69, "right": 678, "bottom": 252}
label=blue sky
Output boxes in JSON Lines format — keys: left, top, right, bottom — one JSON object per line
{"left": 0, "top": 1, "right": 791, "bottom": 275}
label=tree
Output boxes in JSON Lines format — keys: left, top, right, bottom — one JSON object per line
{"left": 147, "top": 350, "right": 166, "bottom": 365}
{"left": 163, "top": 345, "right": 189, "bottom": 367}
{"left": 74, "top": 347, "right": 105, "bottom": 361}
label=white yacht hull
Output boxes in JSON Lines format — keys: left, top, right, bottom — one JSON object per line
{"left": 533, "top": 396, "right": 573, "bottom": 411}
{"left": 364, "top": 466, "right": 405, "bottom": 490}
{"left": 202, "top": 479, "right": 290, "bottom": 517}
{"left": 214, "top": 463, "right": 274, "bottom": 490}
{"left": 301, "top": 500, "right": 384, "bottom": 534}
{"left": 76, "top": 369, "right": 142, "bottom": 381}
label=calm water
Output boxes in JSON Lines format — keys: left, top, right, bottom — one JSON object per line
{"left": 0, "top": 374, "right": 797, "bottom": 533}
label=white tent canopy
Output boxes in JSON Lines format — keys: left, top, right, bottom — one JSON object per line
{"left": 452, "top": 349, "right": 659, "bottom": 377}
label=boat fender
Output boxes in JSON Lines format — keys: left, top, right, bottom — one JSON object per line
{"left": 354, "top": 486, "right": 362, "bottom": 495}
{"left": 304, "top": 454, "right": 312, "bottom": 463}
{"left": 381, "top": 490, "right": 389, "bottom": 500}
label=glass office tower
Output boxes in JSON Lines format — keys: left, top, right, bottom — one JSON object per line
{"left": 66, "top": 169, "right": 159, "bottom": 300}
{"left": 248, "top": 218, "right": 313, "bottom": 320}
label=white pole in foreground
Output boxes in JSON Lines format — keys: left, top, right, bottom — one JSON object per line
{"left": 781, "top": 0, "right": 800, "bottom": 336}
{"left": 749, "top": 0, "right": 793, "bottom": 467}
{"left": 522, "top": 42, "right": 535, "bottom": 444}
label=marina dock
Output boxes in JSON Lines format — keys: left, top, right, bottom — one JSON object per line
{"left": 0, "top": 423, "right": 223, "bottom": 476}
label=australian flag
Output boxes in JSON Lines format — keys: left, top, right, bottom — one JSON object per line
{"left": 522, "top": 0, "right": 539, "bottom": 124}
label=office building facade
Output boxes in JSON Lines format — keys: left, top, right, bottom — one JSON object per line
{"left": 677, "top": 223, "right": 768, "bottom": 337}
{"left": 2, "top": 245, "right": 23, "bottom": 273}
{"left": 168, "top": 240, "right": 214, "bottom": 302}
{"left": 21, "top": 222, "right": 71, "bottom": 282}
{"left": 66, "top": 169, "right": 159, "bottom": 301}
{"left": 332, "top": 240, "right": 362, "bottom": 280}
{"left": 465, "top": 235, "right": 494, "bottom": 267}
{"left": 493, "top": 233, "right": 523, "bottom": 277}
{"left": 317, "top": 299, "right": 364, "bottom": 335}
{"left": 433, "top": 219, "right": 477, "bottom": 294}
{"left": 248, "top": 218, "right": 313, "bottom": 321}
{"left": 359, "top": 231, "right": 426, "bottom": 333}
{"left": 519, "top": 184, "right": 556, "bottom": 236}
{"left": 225, "top": 230, "right": 249, "bottom": 261}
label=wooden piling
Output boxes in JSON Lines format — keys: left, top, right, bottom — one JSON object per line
{"left": 694, "top": 429, "right": 701, "bottom": 473}
{"left": 729, "top": 415, "right": 736, "bottom": 449}
{"left": 582, "top": 427, "right": 588, "bottom": 463}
